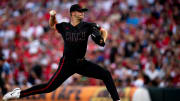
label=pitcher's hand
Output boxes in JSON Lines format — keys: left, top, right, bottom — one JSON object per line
{"left": 49, "top": 10, "right": 56, "bottom": 16}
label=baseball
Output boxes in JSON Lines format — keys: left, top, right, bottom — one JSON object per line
{"left": 49, "top": 10, "right": 56, "bottom": 16}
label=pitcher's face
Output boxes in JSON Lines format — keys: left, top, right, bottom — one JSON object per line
{"left": 72, "top": 11, "right": 85, "bottom": 20}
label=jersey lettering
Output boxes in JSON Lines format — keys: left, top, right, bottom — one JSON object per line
{"left": 65, "top": 32, "right": 86, "bottom": 42}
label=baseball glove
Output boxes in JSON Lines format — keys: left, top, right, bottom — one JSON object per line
{"left": 91, "top": 25, "right": 105, "bottom": 47}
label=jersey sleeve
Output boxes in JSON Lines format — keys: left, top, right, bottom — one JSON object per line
{"left": 55, "top": 22, "right": 65, "bottom": 34}
{"left": 89, "top": 23, "right": 101, "bottom": 32}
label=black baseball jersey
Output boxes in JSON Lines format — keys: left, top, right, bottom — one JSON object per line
{"left": 56, "top": 21, "right": 102, "bottom": 59}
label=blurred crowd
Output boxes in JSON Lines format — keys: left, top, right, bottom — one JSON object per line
{"left": 0, "top": 0, "right": 180, "bottom": 93}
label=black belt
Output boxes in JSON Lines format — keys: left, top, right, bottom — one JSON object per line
{"left": 63, "top": 56, "right": 85, "bottom": 63}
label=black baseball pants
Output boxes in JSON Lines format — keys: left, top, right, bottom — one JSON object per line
{"left": 20, "top": 57, "right": 120, "bottom": 101}
{"left": 0, "top": 75, "right": 7, "bottom": 95}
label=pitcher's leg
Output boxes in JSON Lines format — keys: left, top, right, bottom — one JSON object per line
{"left": 20, "top": 58, "right": 74, "bottom": 98}
{"left": 76, "top": 60, "right": 120, "bottom": 101}
{"left": 0, "top": 76, "right": 7, "bottom": 95}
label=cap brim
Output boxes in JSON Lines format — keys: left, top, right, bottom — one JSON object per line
{"left": 78, "top": 8, "right": 88, "bottom": 12}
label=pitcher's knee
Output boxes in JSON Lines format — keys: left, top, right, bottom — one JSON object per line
{"left": 103, "top": 70, "right": 112, "bottom": 79}
{"left": 43, "top": 83, "right": 55, "bottom": 93}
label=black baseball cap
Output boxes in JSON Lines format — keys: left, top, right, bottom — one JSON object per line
{"left": 70, "top": 4, "right": 88, "bottom": 12}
